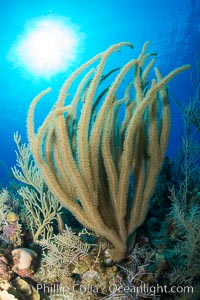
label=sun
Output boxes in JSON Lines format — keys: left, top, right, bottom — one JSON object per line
{"left": 8, "top": 17, "right": 83, "bottom": 79}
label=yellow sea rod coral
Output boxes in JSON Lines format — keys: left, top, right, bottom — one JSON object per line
{"left": 27, "top": 41, "right": 190, "bottom": 261}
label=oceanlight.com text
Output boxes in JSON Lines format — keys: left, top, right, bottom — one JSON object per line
{"left": 37, "top": 282, "right": 194, "bottom": 297}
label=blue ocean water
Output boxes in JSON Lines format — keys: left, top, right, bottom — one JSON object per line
{"left": 0, "top": 0, "right": 199, "bottom": 187}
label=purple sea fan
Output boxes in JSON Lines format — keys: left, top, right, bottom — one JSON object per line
{"left": 2, "top": 224, "right": 16, "bottom": 238}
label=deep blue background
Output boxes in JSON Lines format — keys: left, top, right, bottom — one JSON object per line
{"left": 0, "top": 0, "right": 199, "bottom": 186}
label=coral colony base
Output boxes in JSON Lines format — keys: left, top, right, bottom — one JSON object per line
{"left": 1, "top": 41, "right": 199, "bottom": 300}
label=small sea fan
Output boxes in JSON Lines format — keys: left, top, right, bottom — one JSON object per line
{"left": 168, "top": 201, "right": 200, "bottom": 286}
{"left": 36, "top": 225, "right": 90, "bottom": 282}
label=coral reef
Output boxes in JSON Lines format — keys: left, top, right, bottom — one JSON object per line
{"left": 1, "top": 41, "right": 199, "bottom": 299}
